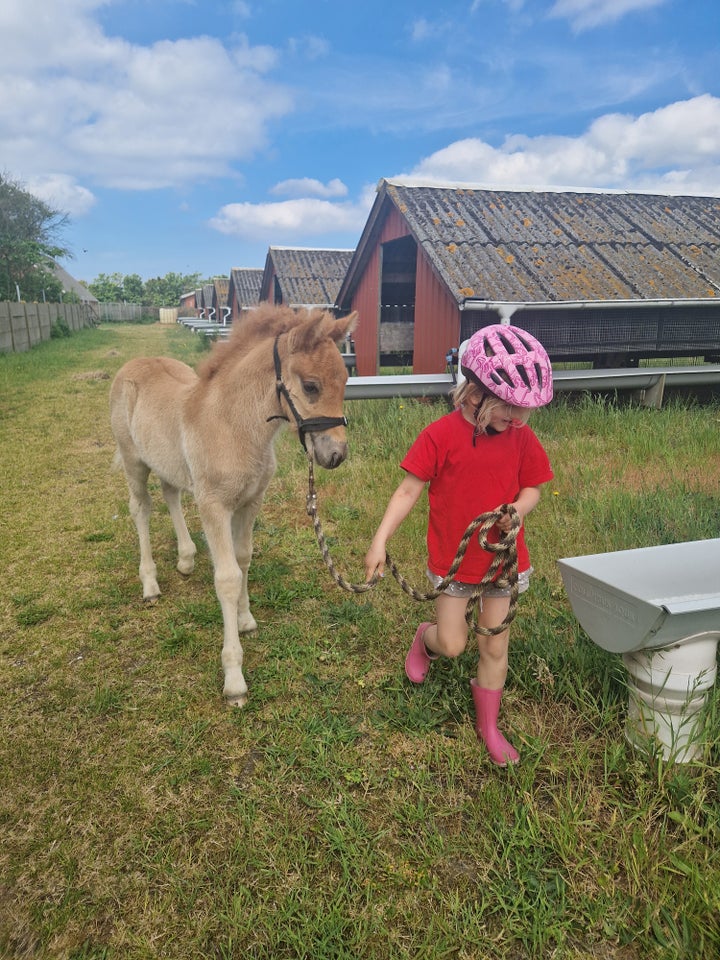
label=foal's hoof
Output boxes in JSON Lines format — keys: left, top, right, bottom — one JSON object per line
{"left": 143, "top": 594, "right": 160, "bottom": 606}
{"left": 225, "top": 691, "right": 248, "bottom": 709}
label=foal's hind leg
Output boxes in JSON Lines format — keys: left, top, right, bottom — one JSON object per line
{"left": 124, "top": 462, "right": 161, "bottom": 601}
{"left": 161, "top": 481, "right": 197, "bottom": 576}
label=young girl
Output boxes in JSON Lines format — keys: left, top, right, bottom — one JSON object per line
{"left": 364, "top": 324, "right": 554, "bottom": 766}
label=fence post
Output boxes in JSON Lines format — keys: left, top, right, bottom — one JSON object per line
{"left": 0, "top": 302, "right": 12, "bottom": 353}
{"left": 26, "top": 303, "right": 41, "bottom": 348}
{"left": 10, "top": 301, "right": 30, "bottom": 352}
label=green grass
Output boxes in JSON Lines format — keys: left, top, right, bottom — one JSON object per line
{"left": 1, "top": 323, "right": 719, "bottom": 959}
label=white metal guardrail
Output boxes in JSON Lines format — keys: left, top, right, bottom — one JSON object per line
{"left": 344, "top": 365, "right": 720, "bottom": 406}
{"left": 175, "top": 319, "right": 720, "bottom": 406}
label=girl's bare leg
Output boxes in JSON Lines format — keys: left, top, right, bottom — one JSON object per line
{"left": 424, "top": 592, "right": 470, "bottom": 658}
{"left": 475, "top": 595, "right": 511, "bottom": 688}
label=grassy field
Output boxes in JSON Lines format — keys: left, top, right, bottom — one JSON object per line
{"left": 1, "top": 322, "right": 719, "bottom": 960}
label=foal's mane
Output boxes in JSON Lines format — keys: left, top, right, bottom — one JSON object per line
{"left": 197, "top": 303, "right": 326, "bottom": 381}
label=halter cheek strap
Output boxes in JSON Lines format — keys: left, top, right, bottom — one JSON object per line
{"left": 267, "top": 335, "right": 348, "bottom": 451}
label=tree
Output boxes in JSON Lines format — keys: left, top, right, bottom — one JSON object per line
{"left": 0, "top": 172, "right": 70, "bottom": 301}
{"left": 88, "top": 270, "right": 205, "bottom": 306}
{"left": 88, "top": 273, "right": 125, "bottom": 302}
{"left": 123, "top": 273, "right": 144, "bottom": 303}
{"left": 143, "top": 271, "right": 202, "bottom": 307}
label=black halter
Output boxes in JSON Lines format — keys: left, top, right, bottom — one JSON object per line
{"left": 267, "top": 335, "right": 348, "bottom": 451}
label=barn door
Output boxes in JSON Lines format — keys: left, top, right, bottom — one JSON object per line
{"left": 379, "top": 235, "right": 417, "bottom": 367}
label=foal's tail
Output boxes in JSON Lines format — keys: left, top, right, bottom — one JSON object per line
{"left": 111, "top": 447, "right": 124, "bottom": 473}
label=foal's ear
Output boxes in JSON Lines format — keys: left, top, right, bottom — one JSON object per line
{"left": 329, "top": 311, "right": 358, "bottom": 345}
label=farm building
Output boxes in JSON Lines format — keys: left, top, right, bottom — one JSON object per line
{"left": 179, "top": 289, "right": 199, "bottom": 315}
{"left": 337, "top": 179, "right": 720, "bottom": 375}
{"left": 260, "top": 246, "right": 355, "bottom": 311}
{"left": 227, "top": 267, "right": 263, "bottom": 323}
{"left": 50, "top": 262, "right": 98, "bottom": 305}
{"left": 210, "top": 276, "right": 230, "bottom": 323}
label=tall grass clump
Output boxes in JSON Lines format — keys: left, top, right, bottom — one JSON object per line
{"left": 1, "top": 323, "right": 719, "bottom": 959}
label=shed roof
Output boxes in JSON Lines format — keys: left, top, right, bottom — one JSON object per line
{"left": 51, "top": 262, "right": 98, "bottom": 302}
{"left": 201, "top": 283, "right": 215, "bottom": 308}
{"left": 261, "top": 247, "right": 355, "bottom": 308}
{"left": 339, "top": 179, "right": 720, "bottom": 306}
{"left": 212, "top": 276, "right": 229, "bottom": 307}
{"left": 228, "top": 267, "right": 263, "bottom": 308}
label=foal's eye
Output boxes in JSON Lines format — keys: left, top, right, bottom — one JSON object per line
{"left": 302, "top": 380, "right": 320, "bottom": 397}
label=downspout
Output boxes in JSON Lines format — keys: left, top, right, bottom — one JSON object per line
{"left": 496, "top": 304, "right": 518, "bottom": 324}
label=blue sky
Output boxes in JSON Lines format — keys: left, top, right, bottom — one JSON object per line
{"left": 2, "top": 0, "right": 719, "bottom": 286}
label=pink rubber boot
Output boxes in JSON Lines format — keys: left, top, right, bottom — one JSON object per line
{"left": 470, "top": 680, "right": 519, "bottom": 766}
{"left": 404, "top": 622, "right": 437, "bottom": 683}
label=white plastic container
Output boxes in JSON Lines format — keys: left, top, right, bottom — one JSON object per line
{"left": 623, "top": 635, "right": 718, "bottom": 762}
{"left": 558, "top": 539, "right": 720, "bottom": 763}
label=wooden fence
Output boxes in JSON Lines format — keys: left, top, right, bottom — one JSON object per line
{"left": 0, "top": 301, "right": 100, "bottom": 354}
{"left": 97, "top": 303, "right": 146, "bottom": 323}
{"left": 0, "top": 300, "right": 157, "bottom": 353}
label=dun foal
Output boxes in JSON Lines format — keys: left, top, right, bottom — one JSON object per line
{"left": 110, "top": 305, "right": 358, "bottom": 706}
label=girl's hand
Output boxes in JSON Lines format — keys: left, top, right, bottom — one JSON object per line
{"left": 494, "top": 505, "right": 519, "bottom": 534}
{"left": 493, "top": 488, "right": 541, "bottom": 534}
{"left": 364, "top": 541, "right": 386, "bottom": 582}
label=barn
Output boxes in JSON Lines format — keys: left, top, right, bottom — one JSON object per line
{"left": 227, "top": 267, "right": 263, "bottom": 323}
{"left": 337, "top": 179, "right": 720, "bottom": 376}
{"left": 260, "top": 246, "right": 355, "bottom": 311}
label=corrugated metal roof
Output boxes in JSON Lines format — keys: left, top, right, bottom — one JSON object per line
{"left": 350, "top": 180, "right": 720, "bottom": 305}
{"left": 51, "top": 262, "right": 98, "bottom": 302}
{"left": 201, "top": 283, "right": 215, "bottom": 308}
{"left": 228, "top": 268, "right": 263, "bottom": 307}
{"left": 262, "top": 247, "right": 355, "bottom": 307}
{"left": 212, "top": 276, "right": 229, "bottom": 307}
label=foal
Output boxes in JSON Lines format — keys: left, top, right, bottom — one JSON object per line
{"left": 110, "top": 305, "right": 358, "bottom": 706}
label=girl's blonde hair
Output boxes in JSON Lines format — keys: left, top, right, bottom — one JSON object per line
{"left": 451, "top": 380, "right": 531, "bottom": 436}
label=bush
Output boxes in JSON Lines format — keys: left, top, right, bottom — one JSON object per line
{"left": 50, "top": 317, "right": 71, "bottom": 338}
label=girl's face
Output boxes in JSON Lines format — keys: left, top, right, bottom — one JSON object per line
{"left": 487, "top": 404, "right": 525, "bottom": 432}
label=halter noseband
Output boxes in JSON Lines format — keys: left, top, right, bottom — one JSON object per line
{"left": 267, "top": 335, "right": 348, "bottom": 451}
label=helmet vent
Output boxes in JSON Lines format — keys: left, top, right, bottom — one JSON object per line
{"left": 491, "top": 369, "right": 514, "bottom": 388}
{"left": 516, "top": 364, "right": 532, "bottom": 389}
{"left": 497, "top": 332, "right": 517, "bottom": 355}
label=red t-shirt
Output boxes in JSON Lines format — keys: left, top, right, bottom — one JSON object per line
{"left": 400, "top": 409, "right": 554, "bottom": 582}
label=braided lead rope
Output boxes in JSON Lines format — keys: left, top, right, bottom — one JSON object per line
{"left": 305, "top": 451, "right": 521, "bottom": 636}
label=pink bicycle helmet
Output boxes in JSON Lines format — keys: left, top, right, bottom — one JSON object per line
{"left": 460, "top": 324, "right": 553, "bottom": 408}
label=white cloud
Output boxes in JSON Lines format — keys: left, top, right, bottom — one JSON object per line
{"left": 404, "top": 95, "right": 720, "bottom": 196}
{"left": 548, "top": 0, "right": 669, "bottom": 31}
{"left": 25, "top": 174, "right": 97, "bottom": 217}
{"left": 209, "top": 193, "right": 372, "bottom": 240}
{"left": 270, "top": 178, "right": 349, "bottom": 199}
{"left": 0, "top": 0, "right": 292, "bottom": 197}
{"left": 287, "top": 34, "right": 329, "bottom": 60}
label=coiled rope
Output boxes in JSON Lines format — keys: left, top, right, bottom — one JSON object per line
{"left": 305, "top": 452, "right": 521, "bottom": 637}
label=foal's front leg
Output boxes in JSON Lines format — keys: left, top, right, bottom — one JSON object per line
{"left": 232, "top": 501, "right": 261, "bottom": 634}
{"left": 199, "top": 501, "right": 249, "bottom": 707}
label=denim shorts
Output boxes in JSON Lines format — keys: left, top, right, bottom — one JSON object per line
{"left": 427, "top": 567, "right": 531, "bottom": 599}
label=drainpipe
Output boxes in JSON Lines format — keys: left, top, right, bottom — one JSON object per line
{"left": 496, "top": 304, "right": 518, "bottom": 324}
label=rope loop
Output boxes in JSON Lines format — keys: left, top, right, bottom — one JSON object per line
{"left": 305, "top": 451, "right": 521, "bottom": 635}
